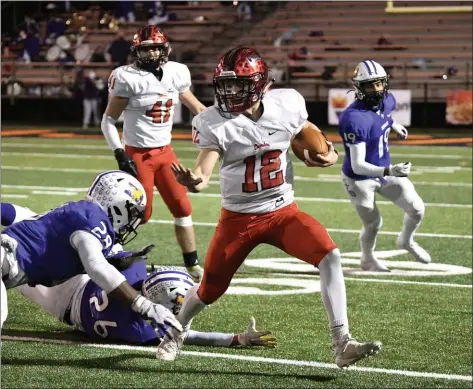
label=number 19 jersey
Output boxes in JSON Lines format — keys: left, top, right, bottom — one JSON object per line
{"left": 192, "top": 89, "right": 308, "bottom": 214}
{"left": 108, "top": 61, "right": 191, "bottom": 148}
{"left": 338, "top": 93, "right": 396, "bottom": 180}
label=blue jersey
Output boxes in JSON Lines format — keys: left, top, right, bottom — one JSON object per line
{"left": 2, "top": 200, "right": 114, "bottom": 287}
{"left": 339, "top": 93, "right": 396, "bottom": 180}
{"left": 80, "top": 260, "right": 158, "bottom": 344}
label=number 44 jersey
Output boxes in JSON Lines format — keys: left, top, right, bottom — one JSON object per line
{"left": 338, "top": 93, "right": 396, "bottom": 180}
{"left": 192, "top": 89, "right": 308, "bottom": 214}
{"left": 108, "top": 61, "right": 191, "bottom": 148}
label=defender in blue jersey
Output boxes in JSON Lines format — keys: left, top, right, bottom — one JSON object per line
{"left": 338, "top": 60, "right": 431, "bottom": 272}
{"left": 0, "top": 172, "right": 182, "bottom": 339}
{"left": 3, "top": 203, "right": 275, "bottom": 348}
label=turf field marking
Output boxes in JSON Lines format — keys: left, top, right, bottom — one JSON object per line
{"left": 3, "top": 143, "right": 472, "bottom": 160}
{"left": 1, "top": 194, "right": 28, "bottom": 199}
{"left": 0, "top": 189, "right": 469, "bottom": 238}
{"left": 3, "top": 152, "right": 472, "bottom": 172}
{"left": 244, "top": 255, "right": 472, "bottom": 278}
{"left": 2, "top": 336, "right": 471, "bottom": 382}
{"left": 2, "top": 184, "right": 471, "bottom": 209}
{"left": 3, "top": 166, "right": 471, "bottom": 188}
{"left": 265, "top": 273, "right": 472, "bottom": 289}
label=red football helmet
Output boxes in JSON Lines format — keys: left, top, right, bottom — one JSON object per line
{"left": 213, "top": 47, "right": 269, "bottom": 113}
{"left": 131, "top": 25, "right": 171, "bottom": 71}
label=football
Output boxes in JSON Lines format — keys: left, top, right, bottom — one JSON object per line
{"left": 291, "top": 127, "right": 329, "bottom": 163}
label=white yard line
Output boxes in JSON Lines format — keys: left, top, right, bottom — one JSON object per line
{"left": 1, "top": 194, "right": 29, "bottom": 199}
{"left": 2, "top": 336, "right": 471, "bottom": 382}
{"left": 3, "top": 166, "right": 471, "bottom": 188}
{"left": 3, "top": 143, "right": 472, "bottom": 160}
{"left": 2, "top": 152, "right": 472, "bottom": 171}
{"left": 266, "top": 273, "right": 472, "bottom": 288}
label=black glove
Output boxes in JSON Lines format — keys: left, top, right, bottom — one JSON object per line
{"left": 106, "top": 244, "right": 156, "bottom": 271}
{"left": 114, "top": 148, "right": 138, "bottom": 178}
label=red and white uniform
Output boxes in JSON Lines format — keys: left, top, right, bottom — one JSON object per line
{"left": 191, "top": 89, "right": 337, "bottom": 304}
{"left": 193, "top": 88, "right": 306, "bottom": 214}
{"left": 108, "top": 61, "right": 192, "bottom": 221}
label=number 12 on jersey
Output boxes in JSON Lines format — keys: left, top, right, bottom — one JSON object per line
{"left": 243, "top": 150, "right": 284, "bottom": 193}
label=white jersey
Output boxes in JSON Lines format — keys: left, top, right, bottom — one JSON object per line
{"left": 192, "top": 89, "right": 308, "bottom": 214}
{"left": 108, "top": 61, "right": 191, "bottom": 148}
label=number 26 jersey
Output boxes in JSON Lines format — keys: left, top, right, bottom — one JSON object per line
{"left": 192, "top": 89, "right": 308, "bottom": 214}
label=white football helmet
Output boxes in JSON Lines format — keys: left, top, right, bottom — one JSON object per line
{"left": 86, "top": 170, "right": 146, "bottom": 245}
{"left": 142, "top": 266, "right": 195, "bottom": 315}
{"left": 352, "top": 60, "right": 388, "bottom": 107}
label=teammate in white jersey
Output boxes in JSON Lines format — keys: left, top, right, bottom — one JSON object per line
{"left": 101, "top": 25, "right": 206, "bottom": 282}
{"left": 155, "top": 47, "right": 382, "bottom": 368}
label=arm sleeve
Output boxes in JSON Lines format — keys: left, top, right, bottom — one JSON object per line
{"left": 101, "top": 114, "right": 123, "bottom": 151}
{"left": 1, "top": 203, "right": 36, "bottom": 226}
{"left": 184, "top": 330, "right": 234, "bottom": 347}
{"left": 70, "top": 230, "right": 126, "bottom": 293}
{"left": 176, "top": 64, "right": 192, "bottom": 94}
{"left": 192, "top": 114, "right": 221, "bottom": 151}
{"left": 348, "top": 142, "right": 386, "bottom": 177}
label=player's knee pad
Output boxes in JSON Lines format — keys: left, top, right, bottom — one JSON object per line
{"left": 174, "top": 215, "right": 193, "bottom": 227}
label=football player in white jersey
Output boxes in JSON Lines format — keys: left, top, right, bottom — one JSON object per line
{"left": 155, "top": 47, "right": 382, "bottom": 369}
{"left": 101, "top": 26, "right": 206, "bottom": 282}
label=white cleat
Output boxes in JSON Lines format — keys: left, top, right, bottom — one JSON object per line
{"left": 397, "top": 238, "right": 431, "bottom": 264}
{"left": 156, "top": 327, "right": 187, "bottom": 361}
{"left": 334, "top": 334, "right": 382, "bottom": 369}
{"left": 360, "top": 255, "right": 390, "bottom": 272}
{"left": 186, "top": 264, "right": 203, "bottom": 283}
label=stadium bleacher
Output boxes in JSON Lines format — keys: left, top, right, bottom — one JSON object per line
{"left": 2, "top": 1, "right": 471, "bottom": 102}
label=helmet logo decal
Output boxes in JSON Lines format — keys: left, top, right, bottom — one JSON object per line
{"left": 352, "top": 65, "right": 360, "bottom": 78}
{"left": 246, "top": 54, "right": 261, "bottom": 65}
{"left": 125, "top": 183, "right": 144, "bottom": 205}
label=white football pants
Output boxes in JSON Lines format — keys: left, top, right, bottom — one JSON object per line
{"left": 15, "top": 275, "right": 89, "bottom": 325}
{"left": 341, "top": 173, "right": 425, "bottom": 253}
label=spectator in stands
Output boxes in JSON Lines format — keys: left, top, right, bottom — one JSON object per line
{"left": 2, "top": 44, "right": 16, "bottom": 59}
{"left": 82, "top": 71, "right": 105, "bottom": 130}
{"left": 288, "top": 46, "right": 310, "bottom": 76}
{"left": 148, "top": 1, "right": 169, "bottom": 25}
{"left": 106, "top": 29, "right": 131, "bottom": 67}
{"left": 20, "top": 15, "right": 40, "bottom": 36}
{"left": 236, "top": 1, "right": 252, "bottom": 21}
{"left": 57, "top": 49, "right": 76, "bottom": 64}
{"left": 273, "top": 26, "right": 299, "bottom": 49}
{"left": 18, "top": 30, "right": 41, "bottom": 63}
{"left": 377, "top": 34, "right": 392, "bottom": 46}
{"left": 45, "top": 4, "right": 66, "bottom": 45}
{"left": 117, "top": 1, "right": 136, "bottom": 22}
{"left": 90, "top": 45, "right": 107, "bottom": 63}
{"left": 320, "top": 66, "right": 337, "bottom": 81}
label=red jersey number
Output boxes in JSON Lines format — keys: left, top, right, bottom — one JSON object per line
{"left": 146, "top": 99, "right": 173, "bottom": 124}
